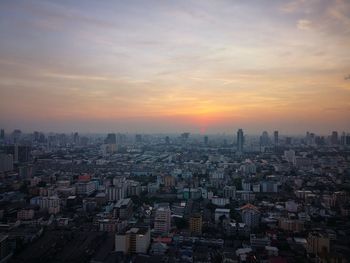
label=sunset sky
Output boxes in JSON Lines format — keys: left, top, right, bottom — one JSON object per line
{"left": 0, "top": 0, "right": 349, "bottom": 134}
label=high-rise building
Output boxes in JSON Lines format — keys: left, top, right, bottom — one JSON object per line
{"left": 135, "top": 134, "right": 142, "bottom": 143}
{"left": 164, "top": 175, "right": 175, "bottom": 187}
{"left": 223, "top": 185, "right": 236, "bottom": 199}
{"left": 240, "top": 203, "right": 260, "bottom": 228}
{"left": 0, "top": 129, "right": 4, "bottom": 140}
{"left": 204, "top": 135, "right": 208, "bottom": 145}
{"left": 273, "top": 130, "right": 279, "bottom": 145}
{"left": 285, "top": 137, "right": 292, "bottom": 145}
{"left": 260, "top": 131, "right": 269, "bottom": 146}
{"left": 237, "top": 129, "right": 244, "bottom": 153}
{"left": 106, "top": 184, "right": 127, "bottom": 201}
{"left": 189, "top": 213, "right": 202, "bottom": 235}
{"left": 113, "top": 198, "right": 133, "bottom": 220}
{"left": 75, "top": 181, "right": 96, "bottom": 196}
{"left": 0, "top": 154, "right": 13, "bottom": 172}
{"left": 306, "top": 232, "right": 330, "bottom": 255}
{"left": 105, "top": 133, "right": 117, "bottom": 144}
{"left": 11, "top": 129, "right": 21, "bottom": 144}
{"left": 2, "top": 145, "right": 31, "bottom": 163}
{"left": 115, "top": 227, "right": 150, "bottom": 254}
{"left": 340, "top": 132, "right": 346, "bottom": 145}
{"left": 73, "top": 132, "right": 79, "bottom": 145}
{"left": 331, "top": 131, "right": 338, "bottom": 145}
{"left": 346, "top": 134, "right": 350, "bottom": 146}
{"left": 284, "top": 149, "right": 296, "bottom": 164}
{"left": 154, "top": 204, "right": 171, "bottom": 234}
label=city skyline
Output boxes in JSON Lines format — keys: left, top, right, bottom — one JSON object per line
{"left": 1, "top": 0, "right": 350, "bottom": 133}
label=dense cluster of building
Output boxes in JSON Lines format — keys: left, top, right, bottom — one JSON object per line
{"left": 0, "top": 128, "right": 349, "bottom": 262}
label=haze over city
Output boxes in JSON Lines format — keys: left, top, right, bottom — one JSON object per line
{"left": 1, "top": 0, "right": 350, "bottom": 133}
{"left": 2, "top": 1, "right": 350, "bottom": 263}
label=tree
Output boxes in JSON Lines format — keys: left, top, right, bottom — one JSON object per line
{"left": 174, "top": 217, "right": 188, "bottom": 230}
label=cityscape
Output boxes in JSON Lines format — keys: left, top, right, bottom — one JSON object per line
{"left": 1, "top": 0, "right": 350, "bottom": 263}
{"left": 0, "top": 129, "right": 349, "bottom": 262}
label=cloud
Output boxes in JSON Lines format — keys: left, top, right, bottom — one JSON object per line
{"left": 297, "top": 19, "right": 312, "bottom": 30}
{"left": 281, "top": 0, "right": 305, "bottom": 13}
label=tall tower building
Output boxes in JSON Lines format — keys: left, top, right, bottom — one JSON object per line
{"left": 204, "top": 135, "right": 208, "bottom": 145}
{"left": 105, "top": 133, "right": 117, "bottom": 144}
{"left": 273, "top": 131, "right": 279, "bottom": 145}
{"left": 260, "top": 131, "right": 269, "bottom": 146}
{"left": 154, "top": 205, "right": 171, "bottom": 234}
{"left": 340, "top": 132, "right": 346, "bottom": 145}
{"left": 0, "top": 129, "right": 4, "bottom": 140}
{"left": 240, "top": 203, "right": 260, "bottom": 228}
{"left": 331, "top": 131, "right": 338, "bottom": 145}
{"left": 189, "top": 213, "right": 202, "bottom": 235}
{"left": 237, "top": 129, "right": 244, "bottom": 153}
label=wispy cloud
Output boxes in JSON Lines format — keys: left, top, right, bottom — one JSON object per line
{"left": 297, "top": 19, "right": 312, "bottom": 30}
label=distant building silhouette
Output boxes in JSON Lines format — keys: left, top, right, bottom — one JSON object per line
{"left": 273, "top": 130, "right": 279, "bottom": 145}
{"left": 237, "top": 129, "right": 244, "bottom": 153}
{"left": 105, "top": 133, "right": 117, "bottom": 144}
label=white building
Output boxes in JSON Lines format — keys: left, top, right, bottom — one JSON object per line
{"left": 240, "top": 204, "right": 260, "bottom": 228}
{"left": 284, "top": 150, "right": 296, "bottom": 164}
{"left": 211, "top": 197, "right": 229, "bottom": 207}
{"left": 115, "top": 227, "right": 150, "bottom": 254}
{"left": 106, "top": 184, "right": 127, "bottom": 201}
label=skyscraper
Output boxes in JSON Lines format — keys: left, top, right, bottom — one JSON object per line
{"left": 204, "top": 135, "right": 208, "bottom": 145}
{"left": 105, "top": 133, "right": 117, "bottom": 144}
{"left": 154, "top": 204, "right": 171, "bottom": 234}
{"left": 260, "top": 131, "right": 269, "bottom": 147}
{"left": 331, "top": 131, "right": 338, "bottom": 145}
{"left": 273, "top": 131, "right": 279, "bottom": 145}
{"left": 237, "top": 129, "right": 244, "bottom": 153}
{"left": 240, "top": 203, "right": 260, "bottom": 228}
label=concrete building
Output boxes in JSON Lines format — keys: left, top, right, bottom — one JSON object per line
{"left": 223, "top": 185, "right": 236, "bottom": 199}
{"left": 31, "top": 196, "right": 61, "bottom": 214}
{"left": 189, "top": 213, "right": 202, "bottom": 235}
{"left": 127, "top": 181, "right": 141, "bottom": 196}
{"left": 0, "top": 154, "right": 13, "bottom": 172}
{"left": 240, "top": 203, "right": 260, "bottom": 228}
{"left": 154, "top": 205, "right": 171, "bottom": 234}
{"left": 237, "top": 129, "right": 244, "bottom": 153}
{"left": 113, "top": 198, "right": 133, "bottom": 220}
{"left": 75, "top": 181, "right": 96, "bottom": 196}
{"left": 284, "top": 149, "right": 296, "bottom": 164}
{"left": 307, "top": 232, "right": 330, "bottom": 255}
{"left": 106, "top": 184, "right": 127, "bottom": 202}
{"left": 261, "top": 181, "right": 278, "bottom": 193}
{"left": 17, "top": 209, "right": 35, "bottom": 220}
{"left": 278, "top": 218, "right": 304, "bottom": 232}
{"left": 164, "top": 175, "right": 175, "bottom": 187}
{"left": 115, "top": 227, "right": 150, "bottom": 254}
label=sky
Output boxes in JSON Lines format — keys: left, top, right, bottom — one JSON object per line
{"left": 0, "top": 0, "right": 349, "bottom": 134}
